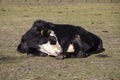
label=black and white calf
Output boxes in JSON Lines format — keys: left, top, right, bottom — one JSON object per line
{"left": 17, "top": 20, "right": 104, "bottom": 59}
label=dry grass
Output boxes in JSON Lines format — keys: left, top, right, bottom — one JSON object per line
{"left": 0, "top": 3, "right": 120, "bottom": 80}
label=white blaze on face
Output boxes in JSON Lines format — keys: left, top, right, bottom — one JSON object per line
{"left": 39, "top": 30, "right": 62, "bottom": 56}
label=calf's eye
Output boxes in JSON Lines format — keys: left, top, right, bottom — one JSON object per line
{"left": 49, "top": 36, "right": 57, "bottom": 45}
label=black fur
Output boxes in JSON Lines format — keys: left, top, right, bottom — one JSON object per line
{"left": 50, "top": 23, "right": 104, "bottom": 58}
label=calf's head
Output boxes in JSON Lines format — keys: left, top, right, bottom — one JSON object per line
{"left": 17, "top": 20, "right": 62, "bottom": 56}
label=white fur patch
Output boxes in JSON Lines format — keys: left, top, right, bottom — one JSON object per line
{"left": 66, "top": 44, "right": 75, "bottom": 52}
{"left": 38, "top": 30, "right": 62, "bottom": 56}
{"left": 50, "top": 30, "right": 56, "bottom": 36}
{"left": 39, "top": 41, "right": 62, "bottom": 56}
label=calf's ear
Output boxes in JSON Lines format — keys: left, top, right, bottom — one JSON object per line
{"left": 40, "top": 28, "right": 45, "bottom": 36}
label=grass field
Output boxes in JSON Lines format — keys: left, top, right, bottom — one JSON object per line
{"left": 0, "top": 3, "right": 120, "bottom": 80}
{"left": 0, "top": 0, "right": 120, "bottom": 3}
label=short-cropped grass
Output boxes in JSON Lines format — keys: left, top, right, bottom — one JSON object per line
{"left": 0, "top": 3, "right": 120, "bottom": 80}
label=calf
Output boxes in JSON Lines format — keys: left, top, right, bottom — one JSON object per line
{"left": 17, "top": 20, "right": 104, "bottom": 59}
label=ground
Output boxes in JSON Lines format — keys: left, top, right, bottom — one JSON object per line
{"left": 0, "top": 3, "right": 120, "bottom": 80}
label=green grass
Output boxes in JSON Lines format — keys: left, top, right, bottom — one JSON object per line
{"left": 0, "top": 3, "right": 120, "bottom": 80}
